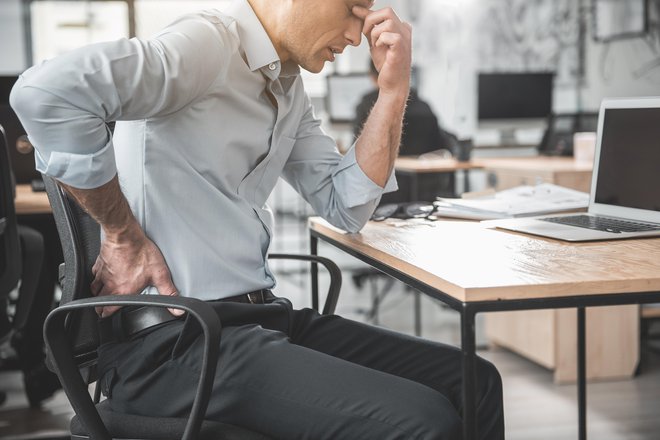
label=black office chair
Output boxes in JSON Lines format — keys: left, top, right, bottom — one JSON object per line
{"left": 1, "top": 124, "right": 52, "bottom": 407}
{"left": 538, "top": 112, "right": 599, "bottom": 156}
{"left": 41, "top": 175, "right": 342, "bottom": 439}
{"left": 0, "top": 126, "right": 22, "bottom": 339}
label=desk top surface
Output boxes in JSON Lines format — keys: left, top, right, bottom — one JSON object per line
{"left": 15, "top": 184, "right": 52, "bottom": 215}
{"left": 394, "top": 156, "right": 592, "bottom": 174}
{"left": 394, "top": 157, "right": 484, "bottom": 173}
{"left": 309, "top": 217, "right": 660, "bottom": 303}
{"left": 478, "top": 156, "right": 593, "bottom": 172}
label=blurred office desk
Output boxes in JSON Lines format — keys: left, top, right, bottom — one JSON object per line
{"left": 15, "top": 183, "right": 52, "bottom": 214}
{"left": 480, "top": 156, "right": 593, "bottom": 192}
{"left": 394, "top": 157, "right": 484, "bottom": 198}
{"left": 309, "top": 217, "right": 660, "bottom": 440}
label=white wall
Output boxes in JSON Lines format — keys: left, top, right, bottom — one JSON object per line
{"left": 581, "top": 2, "right": 660, "bottom": 108}
{"left": 414, "top": 0, "right": 660, "bottom": 139}
{"left": 6, "top": 0, "right": 660, "bottom": 121}
{"left": 0, "top": 0, "right": 27, "bottom": 73}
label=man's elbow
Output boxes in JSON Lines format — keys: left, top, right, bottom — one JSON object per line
{"left": 342, "top": 216, "right": 368, "bottom": 234}
{"left": 328, "top": 208, "right": 371, "bottom": 234}
{"left": 10, "top": 80, "right": 55, "bottom": 126}
{"left": 10, "top": 80, "right": 32, "bottom": 120}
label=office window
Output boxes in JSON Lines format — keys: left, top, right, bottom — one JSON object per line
{"left": 31, "top": 1, "right": 129, "bottom": 63}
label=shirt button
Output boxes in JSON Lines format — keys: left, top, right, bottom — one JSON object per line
{"left": 268, "top": 63, "right": 277, "bottom": 71}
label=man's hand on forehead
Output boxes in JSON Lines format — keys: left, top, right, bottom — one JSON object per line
{"left": 349, "top": 2, "right": 411, "bottom": 95}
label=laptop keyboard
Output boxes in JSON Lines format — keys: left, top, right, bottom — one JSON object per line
{"left": 541, "top": 214, "right": 660, "bottom": 233}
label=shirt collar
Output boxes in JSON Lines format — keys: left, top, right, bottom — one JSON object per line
{"left": 228, "top": 0, "right": 287, "bottom": 78}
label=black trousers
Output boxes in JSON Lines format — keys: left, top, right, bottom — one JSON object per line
{"left": 98, "top": 297, "right": 504, "bottom": 440}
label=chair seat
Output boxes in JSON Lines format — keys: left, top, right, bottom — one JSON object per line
{"left": 70, "top": 400, "right": 273, "bottom": 440}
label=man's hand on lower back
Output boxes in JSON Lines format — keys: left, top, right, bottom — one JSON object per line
{"left": 58, "top": 176, "right": 182, "bottom": 318}
{"left": 91, "top": 221, "right": 181, "bottom": 318}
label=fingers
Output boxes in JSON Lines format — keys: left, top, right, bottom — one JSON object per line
{"left": 91, "top": 275, "right": 103, "bottom": 296}
{"left": 100, "top": 305, "right": 121, "bottom": 318}
{"left": 369, "top": 19, "right": 397, "bottom": 48}
{"left": 373, "top": 31, "right": 405, "bottom": 50}
{"left": 356, "top": 7, "right": 403, "bottom": 45}
{"left": 90, "top": 234, "right": 183, "bottom": 318}
{"left": 153, "top": 272, "right": 184, "bottom": 317}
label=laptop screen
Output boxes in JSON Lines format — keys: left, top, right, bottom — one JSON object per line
{"left": 594, "top": 107, "right": 660, "bottom": 212}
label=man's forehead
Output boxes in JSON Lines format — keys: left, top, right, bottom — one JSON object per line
{"left": 351, "top": 0, "right": 375, "bottom": 9}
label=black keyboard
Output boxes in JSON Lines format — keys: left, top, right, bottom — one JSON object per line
{"left": 541, "top": 214, "right": 660, "bottom": 234}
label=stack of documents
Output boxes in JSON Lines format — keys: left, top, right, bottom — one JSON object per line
{"left": 434, "top": 183, "right": 589, "bottom": 220}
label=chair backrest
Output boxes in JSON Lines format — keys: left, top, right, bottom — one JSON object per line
{"left": 0, "top": 102, "right": 40, "bottom": 184}
{"left": 0, "top": 123, "right": 21, "bottom": 297}
{"left": 43, "top": 175, "right": 101, "bottom": 372}
{"left": 538, "top": 112, "right": 600, "bottom": 156}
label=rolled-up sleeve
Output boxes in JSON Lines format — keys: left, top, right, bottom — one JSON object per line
{"left": 10, "top": 13, "right": 233, "bottom": 189}
{"left": 282, "top": 94, "right": 397, "bottom": 233}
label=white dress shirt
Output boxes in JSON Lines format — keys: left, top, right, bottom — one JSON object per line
{"left": 10, "top": 0, "right": 396, "bottom": 300}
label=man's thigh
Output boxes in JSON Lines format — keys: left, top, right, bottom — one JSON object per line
{"left": 101, "top": 319, "right": 460, "bottom": 440}
{"left": 289, "top": 308, "right": 467, "bottom": 409}
{"left": 287, "top": 307, "right": 505, "bottom": 440}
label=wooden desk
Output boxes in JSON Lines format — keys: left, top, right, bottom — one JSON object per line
{"left": 394, "top": 157, "right": 484, "bottom": 197}
{"left": 479, "top": 156, "right": 593, "bottom": 193}
{"left": 395, "top": 157, "right": 483, "bottom": 174}
{"left": 475, "top": 157, "right": 636, "bottom": 383}
{"left": 309, "top": 217, "right": 660, "bottom": 440}
{"left": 15, "top": 184, "right": 52, "bottom": 215}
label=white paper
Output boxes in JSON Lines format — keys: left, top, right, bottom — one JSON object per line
{"left": 434, "top": 184, "right": 589, "bottom": 220}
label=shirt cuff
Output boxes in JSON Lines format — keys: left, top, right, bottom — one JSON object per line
{"left": 35, "top": 136, "right": 118, "bottom": 189}
{"left": 332, "top": 144, "right": 398, "bottom": 208}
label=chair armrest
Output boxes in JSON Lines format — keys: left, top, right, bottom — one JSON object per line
{"left": 0, "top": 217, "right": 6, "bottom": 235}
{"left": 268, "top": 253, "right": 342, "bottom": 315}
{"left": 43, "top": 295, "right": 220, "bottom": 440}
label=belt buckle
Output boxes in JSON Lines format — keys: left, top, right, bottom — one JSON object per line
{"left": 247, "top": 290, "right": 264, "bottom": 304}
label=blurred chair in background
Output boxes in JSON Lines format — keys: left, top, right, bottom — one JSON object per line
{"left": 1, "top": 123, "right": 61, "bottom": 407}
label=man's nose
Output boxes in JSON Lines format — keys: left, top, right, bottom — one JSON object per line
{"left": 345, "top": 18, "right": 363, "bottom": 47}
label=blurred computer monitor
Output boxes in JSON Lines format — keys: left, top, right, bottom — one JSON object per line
{"left": 325, "top": 73, "right": 374, "bottom": 123}
{"left": 478, "top": 72, "right": 554, "bottom": 143}
{"left": 1, "top": 75, "right": 41, "bottom": 184}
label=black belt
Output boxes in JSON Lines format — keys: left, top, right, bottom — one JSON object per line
{"left": 98, "top": 289, "right": 275, "bottom": 344}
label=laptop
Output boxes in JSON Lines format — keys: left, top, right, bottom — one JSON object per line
{"left": 487, "top": 97, "right": 660, "bottom": 242}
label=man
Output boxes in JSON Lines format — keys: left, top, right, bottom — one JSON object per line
{"left": 11, "top": 0, "right": 504, "bottom": 438}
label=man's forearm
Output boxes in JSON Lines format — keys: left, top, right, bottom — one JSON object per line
{"left": 355, "top": 91, "right": 408, "bottom": 187}
{"left": 59, "top": 175, "right": 141, "bottom": 241}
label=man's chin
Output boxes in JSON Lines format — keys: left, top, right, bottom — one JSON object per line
{"left": 300, "top": 59, "right": 326, "bottom": 74}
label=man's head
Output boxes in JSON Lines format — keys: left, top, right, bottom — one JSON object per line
{"left": 251, "top": 0, "right": 374, "bottom": 73}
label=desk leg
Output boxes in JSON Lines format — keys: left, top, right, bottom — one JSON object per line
{"left": 414, "top": 291, "right": 422, "bottom": 337}
{"left": 411, "top": 174, "right": 419, "bottom": 201}
{"left": 461, "top": 306, "right": 477, "bottom": 440}
{"left": 578, "top": 306, "right": 587, "bottom": 440}
{"left": 464, "top": 169, "right": 471, "bottom": 193}
{"left": 310, "top": 233, "right": 319, "bottom": 312}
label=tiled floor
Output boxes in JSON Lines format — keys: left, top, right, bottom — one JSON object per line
{"left": 1, "top": 210, "right": 660, "bottom": 439}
